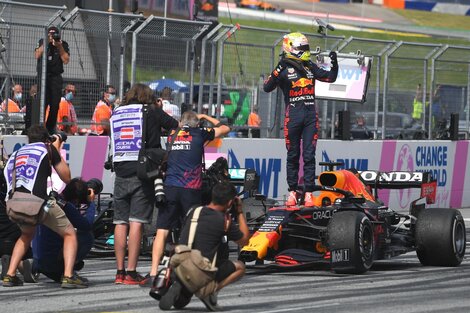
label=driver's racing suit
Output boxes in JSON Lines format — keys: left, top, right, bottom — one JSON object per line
{"left": 263, "top": 58, "right": 338, "bottom": 192}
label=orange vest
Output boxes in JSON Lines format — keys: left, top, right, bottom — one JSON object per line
{"left": 0, "top": 99, "right": 21, "bottom": 113}
{"left": 91, "top": 100, "right": 112, "bottom": 135}
{"left": 248, "top": 112, "right": 261, "bottom": 127}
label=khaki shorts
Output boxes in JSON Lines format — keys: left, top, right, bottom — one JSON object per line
{"left": 40, "top": 202, "right": 72, "bottom": 235}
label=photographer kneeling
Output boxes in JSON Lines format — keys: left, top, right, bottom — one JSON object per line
{"left": 32, "top": 178, "right": 102, "bottom": 283}
{"left": 160, "top": 182, "right": 250, "bottom": 311}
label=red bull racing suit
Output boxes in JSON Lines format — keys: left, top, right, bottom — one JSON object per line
{"left": 263, "top": 58, "right": 338, "bottom": 192}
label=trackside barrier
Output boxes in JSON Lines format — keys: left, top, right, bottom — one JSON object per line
{"left": 1, "top": 1, "right": 470, "bottom": 140}
{"left": 3, "top": 135, "right": 470, "bottom": 211}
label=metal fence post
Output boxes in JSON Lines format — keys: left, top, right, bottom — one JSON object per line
{"left": 131, "top": 15, "right": 154, "bottom": 85}
{"left": 382, "top": 41, "right": 402, "bottom": 139}
{"left": 216, "top": 25, "right": 239, "bottom": 116}
{"left": 429, "top": 45, "right": 448, "bottom": 138}
{"left": 208, "top": 25, "right": 231, "bottom": 113}
{"left": 197, "top": 23, "right": 223, "bottom": 113}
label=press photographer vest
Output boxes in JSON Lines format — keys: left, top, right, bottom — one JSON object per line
{"left": 4, "top": 143, "right": 48, "bottom": 196}
{"left": 110, "top": 104, "right": 144, "bottom": 163}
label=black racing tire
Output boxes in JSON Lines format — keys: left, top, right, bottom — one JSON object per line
{"left": 327, "top": 211, "right": 374, "bottom": 274}
{"left": 415, "top": 208, "right": 466, "bottom": 267}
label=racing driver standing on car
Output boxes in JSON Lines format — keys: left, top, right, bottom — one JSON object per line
{"left": 264, "top": 32, "right": 338, "bottom": 207}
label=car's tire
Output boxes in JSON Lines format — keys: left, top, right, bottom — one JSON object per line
{"left": 327, "top": 211, "right": 374, "bottom": 274}
{"left": 415, "top": 208, "right": 466, "bottom": 267}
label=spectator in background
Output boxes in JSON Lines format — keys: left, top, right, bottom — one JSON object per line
{"left": 162, "top": 100, "right": 181, "bottom": 121}
{"left": 1, "top": 84, "right": 23, "bottom": 113}
{"left": 351, "top": 115, "right": 373, "bottom": 139}
{"left": 57, "top": 83, "right": 78, "bottom": 135}
{"left": 412, "top": 84, "right": 424, "bottom": 123}
{"left": 32, "top": 178, "right": 97, "bottom": 283}
{"left": 247, "top": 106, "right": 261, "bottom": 138}
{"left": 91, "top": 85, "right": 116, "bottom": 135}
{"left": 432, "top": 84, "right": 442, "bottom": 127}
{"left": 34, "top": 26, "right": 70, "bottom": 134}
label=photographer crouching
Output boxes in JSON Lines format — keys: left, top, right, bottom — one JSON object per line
{"left": 32, "top": 177, "right": 102, "bottom": 283}
{"left": 159, "top": 182, "right": 250, "bottom": 311}
{"left": 2, "top": 125, "right": 87, "bottom": 288}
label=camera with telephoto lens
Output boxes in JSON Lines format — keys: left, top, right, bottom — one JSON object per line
{"left": 87, "top": 178, "right": 103, "bottom": 195}
{"left": 154, "top": 177, "right": 165, "bottom": 205}
{"left": 50, "top": 131, "right": 67, "bottom": 143}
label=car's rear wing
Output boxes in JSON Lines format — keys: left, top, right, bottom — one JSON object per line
{"left": 359, "top": 170, "right": 437, "bottom": 204}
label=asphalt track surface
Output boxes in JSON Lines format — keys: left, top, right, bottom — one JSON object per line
{"left": 1, "top": 210, "right": 470, "bottom": 313}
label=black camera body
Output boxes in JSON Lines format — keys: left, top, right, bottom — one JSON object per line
{"left": 87, "top": 178, "right": 103, "bottom": 195}
{"left": 52, "top": 32, "right": 61, "bottom": 41}
{"left": 50, "top": 131, "right": 67, "bottom": 143}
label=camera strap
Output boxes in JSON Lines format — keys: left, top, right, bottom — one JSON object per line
{"left": 188, "top": 206, "right": 217, "bottom": 268}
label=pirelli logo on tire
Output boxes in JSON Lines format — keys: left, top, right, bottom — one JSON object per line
{"left": 331, "top": 249, "right": 350, "bottom": 263}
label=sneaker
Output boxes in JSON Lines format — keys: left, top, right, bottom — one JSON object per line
{"left": 19, "top": 259, "right": 39, "bottom": 283}
{"left": 61, "top": 274, "right": 89, "bottom": 289}
{"left": 199, "top": 292, "right": 221, "bottom": 312}
{"left": 1, "top": 255, "right": 10, "bottom": 280}
{"left": 304, "top": 192, "right": 315, "bottom": 207}
{"left": 115, "top": 270, "right": 126, "bottom": 284}
{"left": 159, "top": 280, "right": 183, "bottom": 310}
{"left": 286, "top": 190, "right": 298, "bottom": 206}
{"left": 3, "top": 274, "right": 24, "bottom": 287}
{"left": 123, "top": 272, "right": 146, "bottom": 285}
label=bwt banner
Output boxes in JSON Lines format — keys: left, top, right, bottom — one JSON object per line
{"left": 3, "top": 136, "right": 469, "bottom": 209}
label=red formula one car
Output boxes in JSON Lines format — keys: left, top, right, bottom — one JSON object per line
{"left": 239, "top": 162, "right": 466, "bottom": 273}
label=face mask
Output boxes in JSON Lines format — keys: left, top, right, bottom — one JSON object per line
{"left": 108, "top": 94, "right": 116, "bottom": 104}
{"left": 65, "top": 92, "right": 74, "bottom": 101}
{"left": 14, "top": 93, "right": 22, "bottom": 101}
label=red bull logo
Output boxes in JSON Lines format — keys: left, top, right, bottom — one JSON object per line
{"left": 289, "top": 87, "right": 314, "bottom": 97}
{"left": 291, "top": 78, "right": 313, "bottom": 88}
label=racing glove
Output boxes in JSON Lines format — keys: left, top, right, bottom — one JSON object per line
{"left": 271, "top": 59, "right": 287, "bottom": 80}
{"left": 329, "top": 51, "right": 338, "bottom": 68}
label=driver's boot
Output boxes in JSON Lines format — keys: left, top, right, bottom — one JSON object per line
{"left": 304, "top": 192, "right": 314, "bottom": 207}
{"left": 286, "top": 191, "right": 298, "bottom": 206}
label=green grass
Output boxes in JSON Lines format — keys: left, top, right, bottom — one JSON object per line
{"left": 133, "top": 12, "right": 470, "bottom": 92}
{"left": 393, "top": 9, "right": 470, "bottom": 31}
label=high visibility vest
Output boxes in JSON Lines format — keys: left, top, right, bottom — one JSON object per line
{"left": 412, "top": 98, "right": 423, "bottom": 119}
